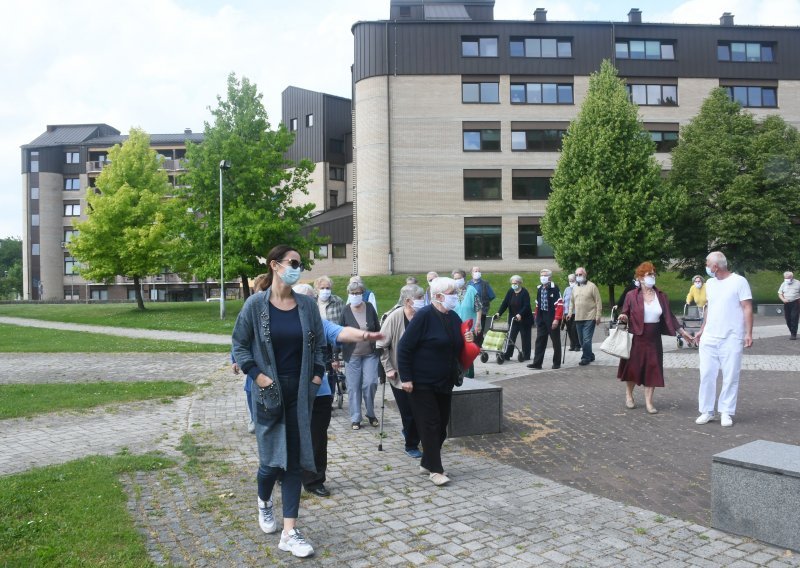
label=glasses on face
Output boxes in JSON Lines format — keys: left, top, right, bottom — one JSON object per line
{"left": 279, "top": 258, "right": 304, "bottom": 270}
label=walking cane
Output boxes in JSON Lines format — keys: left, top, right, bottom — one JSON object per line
{"left": 562, "top": 320, "right": 568, "bottom": 365}
{"left": 376, "top": 347, "right": 387, "bottom": 451}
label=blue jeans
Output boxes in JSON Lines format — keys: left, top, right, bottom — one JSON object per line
{"left": 575, "top": 320, "right": 596, "bottom": 363}
{"left": 345, "top": 353, "right": 380, "bottom": 424}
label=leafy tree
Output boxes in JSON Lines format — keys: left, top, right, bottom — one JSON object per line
{"left": 541, "top": 60, "right": 674, "bottom": 302}
{"left": 0, "top": 237, "right": 22, "bottom": 300}
{"left": 669, "top": 88, "right": 800, "bottom": 274}
{"left": 69, "top": 128, "right": 182, "bottom": 310}
{"left": 177, "top": 73, "right": 321, "bottom": 299}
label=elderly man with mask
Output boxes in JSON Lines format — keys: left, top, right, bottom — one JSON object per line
{"left": 567, "top": 266, "right": 603, "bottom": 366}
{"left": 778, "top": 271, "right": 800, "bottom": 340}
{"left": 528, "top": 269, "right": 563, "bottom": 370}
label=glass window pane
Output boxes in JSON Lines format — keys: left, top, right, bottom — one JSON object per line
{"left": 557, "top": 41, "right": 572, "bottom": 57}
{"left": 481, "top": 82, "right": 499, "bottom": 103}
{"left": 647, "top": 85, "right": 661, "bottom": 105}
{"left": 761, "top": 45, "right": 773, "bottom": 62}
{"left": 731, "top": 42, "right": 746, "bottom": 61}
{"left": 463, "top": 131, "right": 481, "bottom": 150}
{"left": 748, "top": 87, "right": 762, "bottom": 107}
{"left": 527, "top": 83, "right": 542, "bottom": 104}
{"left": 480, "top": 37, "right": 497, "bottom": 57}
{"left": 542, "top": 83, "right": 557, "bottom": 104}
{"left": 746, "top": 43, "right": 760, "bottom": 62}
{"left": 650, "top": 132, "right": 663, "bottom": 142}
{"left": 557, "top": 85, "right": 573, "bottom": 104}
{"left": 462, "top": 40, "right": 479, "bottom": 56}
{"left": 616, "top": 42, "right": 629, "bottom": 59}
{"left": 518, "top": 226, "right": 537, "bottom": 258}
{"left": 733, "top": 86, "right": 748, "bottom": 106}
{"left": 631, "top": 85, "right": 647, "bottom": 105}
{"left": 462, "top": 83, "right": 479, "bottom": 102}
{"left": 511, "top": 131, "right": 527, "bottom": 150}
{"left": 762, "top": 88, "right": 777, "bottom": 107}
{"left": 465, "top": 225, "right": 501, "bottom": 260}
{"left": 537, "top": 235, "right": 554, "bottom": 257}
{"left": 645, "top": 41, "right": 661, "bottom": 59}
{"left": 662, "top": 85, "right": 678, "bottom": 105}
{"left": 482, "top": 129, "right": 500, "bottom": 151}
{"left": 717, "top": 44, "right": 730, "bottom": 60}
{"left": 510, "top": 40, "right": 524, "bottom": 57}
{"left": 661, "top": 44, "right": 674, "bottom": 59}
{"left": 525, "top": 38, "right": 540, "bottom": 57}
{"left": 541, "top": 38, "right": 557, "bottom": 57}
{"left": 630, "top": 40, "right": 645, "bottom": 59}
{"left": 510, "top": 84, "right": 525, "bottom": 103}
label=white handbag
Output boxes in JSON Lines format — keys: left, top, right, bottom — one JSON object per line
{"left": 600, "top": 321, "right": 632, "bottom": 359}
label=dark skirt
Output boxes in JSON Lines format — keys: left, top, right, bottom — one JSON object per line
{"left": 617, "top": 323, "right": 664, "bottom": 387}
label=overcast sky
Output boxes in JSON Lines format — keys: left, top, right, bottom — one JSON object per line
{"left": 2, "top": 0, "right": 798, "bottom": 240}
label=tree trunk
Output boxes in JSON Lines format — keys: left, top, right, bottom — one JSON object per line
{"left": 241, "top": 273, "right": 251, "bottom": 299}
{"left": 133, "top": 275, "right": 146, "bottom": 310}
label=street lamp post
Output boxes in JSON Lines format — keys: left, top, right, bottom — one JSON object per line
{"left": 219, "top": 159, "right": 231, "bottom": 319}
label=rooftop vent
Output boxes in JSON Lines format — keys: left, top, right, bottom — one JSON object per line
{"left": 628, "top": 8, "right": 642, "bottom": 23}
{"left": 720, "top": 12, "right": 735, "bottom": 26}
{"left": 534, "top": 8, "right": 547, "bottom": 22}
{"left": 184, "top": 128, "right": 192, "bottom": 135}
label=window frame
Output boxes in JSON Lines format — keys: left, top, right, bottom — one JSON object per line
{"left": 649, "top": 131, "right": 680, "bottom": 152}
{"left": 509, "top": 37, "right": 573, "bottom": 58}
{"left": 464, "top": 220, "right": 502, "bottom": 260}
{"left": 64, "top": 256, "right": 78, "bottom": 275}
{"left": 725, "top": 85, "right": 777, "bottom": 108}
{"left": 718, "top": 41, "right": 775, "bottom": 63}
{"left": 511, "top": 129, "right": 565, "bottom": 152}
{"left": 332, "top": 243, "right": 347, "bottom": 259}
{"left": 461, "top": 36, "right": 498, "bottom": 58}
{"left": 626, "top": 83, "right": 678, "bottom": 106}
{"left": 461, "top": 81, "right": 500, "bottom": 104}
{"left": 511, "top": 175, "right": 552, "bottom": 200}
{"left": 463, "top": 171, "right": 502, "bottom": 201}
{"left": 616, "top": 39, "right": 676, "bottom": 60}
{"left": 463, "top": 129, "right": 501, "bottom": 152}
{"left": 289, "top": 118, "right": 298, "bottom": 131}
{"left": 64, "top": 177, "right": 80, "bottom": 191}
{"left": 305, "top": 114, "right": 314, "bottom": 127}
{"left": 510, "top": 82, "right": 574, "bottom": 105}
{"left": 518, "top": 222, "right": 554, "bottom": 259}
{"left": 64, "top": 203, "right": 81, "bottom": 217}
{"left": 65, "top": 151, "right": 80, "bottom": 164}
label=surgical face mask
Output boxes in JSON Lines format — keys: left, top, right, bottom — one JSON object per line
{"left": 412, "top": 299, "right": 425, "bottom": 310}
{"left": 454, "top": 278, "right": 465, "bottom": 288}
{"left": 472, "top": 272, "right": 481, "bottom": 281}
{"left": 540, "top": 276, "right": 550, "bottom": 285}
{"left": 785, "top": 279, "right": 793, "bottom": 285}
{"left": 575, "top": 275, "right": 586, "bottom": 284}
{"left": 278, "top": 264, "right": 302, "bottom": 286}
{"left": 694, "top": 281, "right": 702, "bottom": 289}
{"left": 511, "top": 283, "right": 520, "bottom": 291}
{"left": 568, "top": 281, "right": 575, "bottom": 288}
{"left": 705, "top": 267, "right": 716, "bottom": 278}
{"left": 643, "top": 276, "right": 656, "bottom": 288}
{"left": 318, "top": 289, "right": 332, "bottom": 301}
{"left": 437, "top": 293, "right": 458, "bottom": 311}
{"left": 634, "top": 280, "right": 641, "bottom": 288}
{"left": 348, "top": 294, "right": 363, "bottom": 307}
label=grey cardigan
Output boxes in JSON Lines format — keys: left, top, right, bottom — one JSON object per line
{"left": 232, "top": 288, "right": 325, "bottom": 472}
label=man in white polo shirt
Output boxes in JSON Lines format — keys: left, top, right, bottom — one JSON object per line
{"left": 778, "top": 271, "right": 800, "bottom": 340}
{"left": 694, "top": 251, "right": 753, "bottom": 428}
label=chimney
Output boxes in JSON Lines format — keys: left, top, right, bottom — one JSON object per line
{"left": 184, "top": 128, "right": 192, "bottom": 135}
{"left": 533, "top": 8, "right": 547, "bottom": 22}
{"left": 720, "top": 12, "right": 734, "bottom": 26}
{"left": 628, "top": 8, "right": 642, "bottom": 23}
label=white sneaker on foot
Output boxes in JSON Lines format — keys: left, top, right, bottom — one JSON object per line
{"left": 248, "top": 420, "right": 255, "bottom": 434}
{"left": 279, "top": 528, "right": 314, "bottom": 558}
{"left": 257, "top": 498, "right": 276, "bottom": 534}
{"left": 429, "top": 472, "right": 450, "bottom": 486}
{"left": 695, "top": 412, "right": 716, "bottom": 425}
{"left": 720, "top": 413, "right": 733, "bottom": 427}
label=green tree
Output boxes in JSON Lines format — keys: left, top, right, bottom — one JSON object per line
{"left": 542, "top": 60, "right": 674, "bottom": 303}
{"left": 0, "top": 237, "right": 23, "bottom": 300}
{"left": 177, "top": 73, "right": 321, "bottom": 299}
{"left": 669, "top": 88, "right": 800, "bottom": 274}
{"left": 69, "top": 128, "right": 182, "bottom": 310}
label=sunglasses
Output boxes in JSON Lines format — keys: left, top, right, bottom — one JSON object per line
{"left": 278, "top": 259, "right": 304, "bottom": 270}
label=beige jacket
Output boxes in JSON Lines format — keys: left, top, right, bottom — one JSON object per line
{"left": 569, "top": 281, "right": 603, "bottom": 321}
{"left": 376, "top": 306, "right": 407, "bottom": 388}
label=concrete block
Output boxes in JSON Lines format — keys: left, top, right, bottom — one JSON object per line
{"left": 447, "top": 378, "right": 502, "bottom": 437}
{"left": 711, "top": 440, "right": 800, "bottom": 552}
{"left": 757, "top": 304, "right": 785, "bottom": 316}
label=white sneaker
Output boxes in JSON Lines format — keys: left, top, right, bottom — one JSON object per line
{"left": 279, "top": 528, "right": 314, "bottom": 558}
{"left": 721, "top": 413, "right": 733, "bottom": 427}
{"left": 248, "top": 420, "right": 256, "bottom": 434}
{"left": 695, "top": 413, "right": 716, "bottom": 425}
{"left": 257, "top": 498, "right": 276, "bottom": 534}
{"left": 429, "top": 472, "right": 450, "bottom": 486}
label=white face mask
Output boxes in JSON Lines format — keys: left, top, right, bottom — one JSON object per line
{"left": 348, "top": 294, "right": 363, "bottom": 307}
{"left": 412, "top": 299, "right": 425, "bottom": 310}
{"left": 540, "top": 276, "right": 549, "bottom": 285}
{"left": 644, "top": 276, "right": 656, "bottom": 288}
{"left": 694, "top": 281, "right": 703, "bottom": 289}
{"left": 472, "top": 272, "right": 481, "bottom": 281}
{"left": 576, "top": 275, "right": 586, "bottom": 284}
{"left": 454, "top": 278, "right": 465, "bottom": 289}
{"left": 437, "top": 293, "right": 458, "bottom": 311}
{"left": 318, "top": 289, "right": 332, "bottom": 301}
{"left": 785, "top": 279, "right": 793, "bottom": 285}
{"left": 569, "top": 281, "right": 575, "bottom": 288}
{"left": 511, "top": 283, "right": 520, "bottom": 291}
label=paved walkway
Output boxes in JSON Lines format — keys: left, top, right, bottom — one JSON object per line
{"left": 1, "top": 316, "right": 798, "bottom": 566}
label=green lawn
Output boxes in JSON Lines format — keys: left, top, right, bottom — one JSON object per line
{"left": 0, "top": 324, "right": 228, "bottom": 353}
{"left": 0, "top": 452, "right": 173, "bottom": 567}
{"left": 0, "top": 381, "right": 195, "bottom": 420}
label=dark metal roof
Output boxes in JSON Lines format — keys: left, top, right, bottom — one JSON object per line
{"left": 23, "top": 124, "right": 119, "bottom": 148}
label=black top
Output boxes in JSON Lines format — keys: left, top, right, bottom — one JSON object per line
{"left": 497, "top": 287, "right": 533, "bottom": 324}
{"left": 397, "top": 305, "right": 464, "bottom": 392}
{"left": 268, "top": 302, "right": 303, "bottom": 379}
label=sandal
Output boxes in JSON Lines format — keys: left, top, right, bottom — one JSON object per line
{"left": 351, "top": 422, "right": 361, "bottom": 430}
{"left": 367, "top": 416, "right": 379, "bottom": 427}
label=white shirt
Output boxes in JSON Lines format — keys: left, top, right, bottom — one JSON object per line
{"left": 778, "top": 279, "right": 800, "bottom": 302}
{"left": 704, "top": 274, "right": 752, "bottom": 340}
{"left": 643, "top": 296, "right": 663, "bottom": 323}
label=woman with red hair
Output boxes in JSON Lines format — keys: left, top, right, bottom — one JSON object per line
{"left": 617, "top": 262, "right": 693, "bottom": 413}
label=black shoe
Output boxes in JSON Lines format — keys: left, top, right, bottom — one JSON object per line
{"left": 307, "top": 485, "right": 330, "bottom": 497}
{"left": 570, "top": 347, "right": 581, "bottom": 352}
{"left": 791, "top": 334, "right": 797, "bottom": 340}
{"left": 552, "top": 364, "right": 561, "bottom": 370}
{"left": 527, "top": 363, "right": 542, "bottom": 369}
{"left": 578, "top": 360, "right": 589, "bottom": 366}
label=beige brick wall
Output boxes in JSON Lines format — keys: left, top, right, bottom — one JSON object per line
{"left": 302, "top": 243, "right": 354, "bottom": 279}
{"left": 40, "top": 173, "right": 70, "bottom": 300}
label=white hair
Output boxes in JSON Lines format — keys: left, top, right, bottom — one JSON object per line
{"left": 540, "top": 268, "right": 553, "bottom": 277}
{"left": 292, "top": 283, "right": 315, "bottom": 297}
{"left": 784, "top": 271, "right": 793, "bottom": 278}
{"left": 510, "top": 274, "right": 523, "bottom": 284}
{"left": 347, "top": 280, "right": 364, "bottom": 294}
{"left": 707, "top": 251, "right": 728, "bottom": 269}
{"left": 567, "top": 273, "right": 576, "bottom": 282}
{"left": 430, "top": 277, "right": 456, "bottom": 296}
{"left": 400, "top": 284, "right": 424, "bottom": 303}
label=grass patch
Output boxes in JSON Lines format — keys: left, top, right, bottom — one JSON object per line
{"left": 0, "top": 324, "right": 227, "bottom": 353}
{"left": 0, "top": 381, "right": 195, "bottom": 420}
{"left": 0, "top": 452, "right": 174, "bottom": 567}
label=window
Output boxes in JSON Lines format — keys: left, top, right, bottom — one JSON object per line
{"left": 462, "top": 82, "right": 499, "bottom": 103}
{"left": 509, "top": 37, "right": 572, "bottom": 58}
{"left": 329, "top": 190, "right": 339, "bottom": 208}
{"left": 518, "top": 222, "right": 554, "bottom": 259}
{"left": 463, "top": 171, "right": 501, "bottom": 201}
{"left": 64, "top": 203, "right": 81, "bottom": 216}
{"left": 725, "top": 86, "right": 777, "bottom": 108}
{"left": 463, "top": 129, "right": 500, "bottom": 151}
{"left": 64, "top": 177, "right": 80, "bottom": 191}
{"left": 64, "top": 289, "right": 80, "bottom": 301}
{"left": 511, "top": 129, "right": 565, "bottom": 151}
{"left": 65, "top": 151, "right": 80, "bottom": 164}
{"left": 329, "top": 138, "right": 345, "bottom": 153}
{"left": 305, "top": 114, "right": 314, "bottom": 127}
{"left": 464, "top": 220, "right": 501, "bottom": 260}
{"left": 30, "top": 151, "right": 39, "bottom": 173}
{"left": 510, "top": 83, "right": 573, "bottom": 104}
{"left": 90, "top": 289, "right": 108, "bottom": 301}
{"left": 650, "top": 131, "right": 679, "bottom": 152}
{"left": 64, "top": 229, "right": 78, "bottom": 243}
{"left": 718, "top": 41, "right": 774, "bottom": 62}
{"left": 317, "top": 245, "right": 328, "bottom": 259}
{"left": 332, "top": 244, "right": 346, "bottom": 258}
{"left": 31, "top": 187, "right": 39, "bottom": 199}
{"left": 616, "top": 40, "right": 675, "bottom": 60}
{"left": 289, "top": 118, "right": 298, "bottom": 131}
{"left": 330, "top": 166, "right": 345, "bottom": 181}
{"left": 65, "top": 256, "right": 78, "bottom": 275}
{"left": 626, "top": 84, "right": 678, "bottom": 106}
{"left": 31, "top": 214, "right": 40, "bottom": 226}
{"left": 462, "top": 36, "right": 498, "bottom": 57}
{"left": 31, "top": 243, "right": 40, "bottom": 256}
{"left": 399, "top": 6, "right": 411, "bottom": 17}
{"left": 512, "top": 174, "right": 551, "bottom": 200}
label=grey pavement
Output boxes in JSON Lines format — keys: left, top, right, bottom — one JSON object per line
{"left": 1, "top": 316, "right": 798, "bottom": 566}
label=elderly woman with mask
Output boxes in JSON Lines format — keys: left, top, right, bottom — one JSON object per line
{"left": 495, "top": 275, "right": 533, "bottom": 361}
{"left": 314, "top": 275, "right": 344, "bottom": 323}
{"left": 377, "top": 284, "right": 425, "bottom": 458}
{"left": 397, "top": 277, "right": 474, "bottom": 486}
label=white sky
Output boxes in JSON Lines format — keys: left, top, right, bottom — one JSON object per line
{"left": 2, "top": 0, "right": 798, "bottom": 239}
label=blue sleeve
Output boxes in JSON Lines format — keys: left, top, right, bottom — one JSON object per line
{"left": 323, "top": 320, "right": 343, "bottom": 347}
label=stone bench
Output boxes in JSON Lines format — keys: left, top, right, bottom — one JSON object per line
{"left": 712, "top": 440, "right": 800, "bottom": 552}
{"left": 757, "top": 303, "right": 785, "bottom": 316}
{"left": 447, "top": 378, "right": 503, "bottom": 438}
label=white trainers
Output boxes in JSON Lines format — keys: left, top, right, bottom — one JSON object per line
{"left": 721, "top": 413, "right": 733, "bottom": 427}
{"left": 695, "top": 413, "right": 716, "bottom": 425}
{"left": 429, "top": 472, "right": 450, "bottom": 486}
{"left": 257, "top": 498, "right": 276, "bottom": 534}
{"left": 279, "top": 528, "right": 314, "bottom": 558}
{"left": 248, "top": 420, "right": 256, "bottom": 434}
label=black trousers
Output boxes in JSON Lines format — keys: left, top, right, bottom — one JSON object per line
{"left": 566, "top": 318, "right": 579, "bottom": 349}
{"left": 532, "top": 320, "right": 562, "bottom": 367}
{"left": 504, "top": 319, "right": 531, "bottom": 360}
{"left": 408, "top": 388, "right": 452, "bottom": 474}
{"left": 301, "top": 394, "right": 333, "bottom": 490}
{"left": 785, "top": 299, "right": 799, "bottom": 336}
{"left": 390, "top": 384, "right": 420, "bottom": 451}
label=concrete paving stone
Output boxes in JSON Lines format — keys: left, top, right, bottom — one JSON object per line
{"left": 745, "top": 552, "right": 781, "bottom": 565}
{"left": 540, "top": 549, "right": 572, "bottom": 564}
{"left": 725, "top": 562, "right": 760, "bottom": 568}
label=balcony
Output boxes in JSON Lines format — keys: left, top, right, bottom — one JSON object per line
{"left": 86, "top": 158, "right": 188, "bottom": 173}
